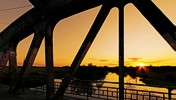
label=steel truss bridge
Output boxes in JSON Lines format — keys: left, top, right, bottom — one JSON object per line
{"left": 0, "top": 0, "right": 175, "bottom": 100}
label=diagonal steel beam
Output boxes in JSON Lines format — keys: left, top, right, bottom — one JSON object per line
{"left": 0, "top": 8, "right": 43, "bottom": 48}
{"left": 54, "top": 3, "right": 112, "bottom": 100}
{"left": 15, "top": 33, "right": 44, "bottom": 91}
{"left": 133, "top": 0, "right": 176, "bottom": 51}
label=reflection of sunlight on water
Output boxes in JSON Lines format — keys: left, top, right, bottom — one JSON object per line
{"left": 124, "top": 75, "right": 143, "bottom": 84}
{"left": 104, "top": 73, "right": 118, "bottom": 82}
{"left": 103, "top": 72, "right": 176, "bottom": 96}
{"left": 104, "top": 72, "right": 142, "bottom": 84}
{"left": 103, "top": 73, "right": 118, "bottom": 88}
{"left": 54, "top": 73, "right": 176, "bottom": 98}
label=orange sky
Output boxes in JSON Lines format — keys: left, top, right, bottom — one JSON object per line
{"left": 0, "top": 0, "right": 176, "bottom": 67}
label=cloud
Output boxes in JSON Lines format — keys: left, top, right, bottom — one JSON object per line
{"left": 107, "top": 63, "right": 118, "bottom": 66}
{"left": 99, "top": 59, "right": 109, "bottom": 62}
{"left": 128, "top": 58, "right": 142, "bottom": 62}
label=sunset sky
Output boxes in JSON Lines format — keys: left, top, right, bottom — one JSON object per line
{"left": 0, "top": 0, "right": 176, "bottom": 67}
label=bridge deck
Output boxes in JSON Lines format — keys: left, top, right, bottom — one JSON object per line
{"left": 0, "top": 84, "right": 81, "bottom": 100}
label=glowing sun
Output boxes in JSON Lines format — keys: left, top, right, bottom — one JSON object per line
{"left": 138, "top": 63, "right": 145, "bottom": 68}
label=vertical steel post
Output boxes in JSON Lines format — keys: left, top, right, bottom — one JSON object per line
{"left": 9, "top": 45, "right": 18, "bottom": 93}
{"left": 45, "top": 20, "right": 56, "bottom": 100}
{"left": 54, "top": 4, "right": 111, "bottom": 100}
{"left": 118, "top": 6, "right": 124, "bottom": 100}
{"left": 168, "top": 88, "right": 172, "bottom": 100}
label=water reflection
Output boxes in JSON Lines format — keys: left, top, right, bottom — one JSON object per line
{"left": 55, "top": 70, "right": 176, "bottom": 96}
{"left": 104, "top": 72, "right": 176, "bottom": 94}
{"left": 104, "top": 72, "right": 142, "bottom": 84}
{"left": 71, "top": 72, "right": 176, "bottom": 94}
{"left": 67, "top": 73, "right": 144, "bottom": 95}
{"left": 54, "top": 72, "right": 176, "bottom": 99}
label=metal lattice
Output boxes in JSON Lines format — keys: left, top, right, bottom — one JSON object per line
{"left": 0, "top": 0, "right": 175, "bottom": 99}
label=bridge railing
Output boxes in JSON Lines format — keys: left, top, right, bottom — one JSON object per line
{"left": 34, "top": 79, "right": 176, "bottom": 100}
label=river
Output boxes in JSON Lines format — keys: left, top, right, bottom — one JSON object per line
{"left": 54, "top": 72, "right": 176, "bottom": 99}
{"left": 104, "top": 72, "right": 176, "bottom": 96}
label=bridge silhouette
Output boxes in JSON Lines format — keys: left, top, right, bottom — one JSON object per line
{"left": 0, "top": 0, "right": 176, "bottom": 100}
